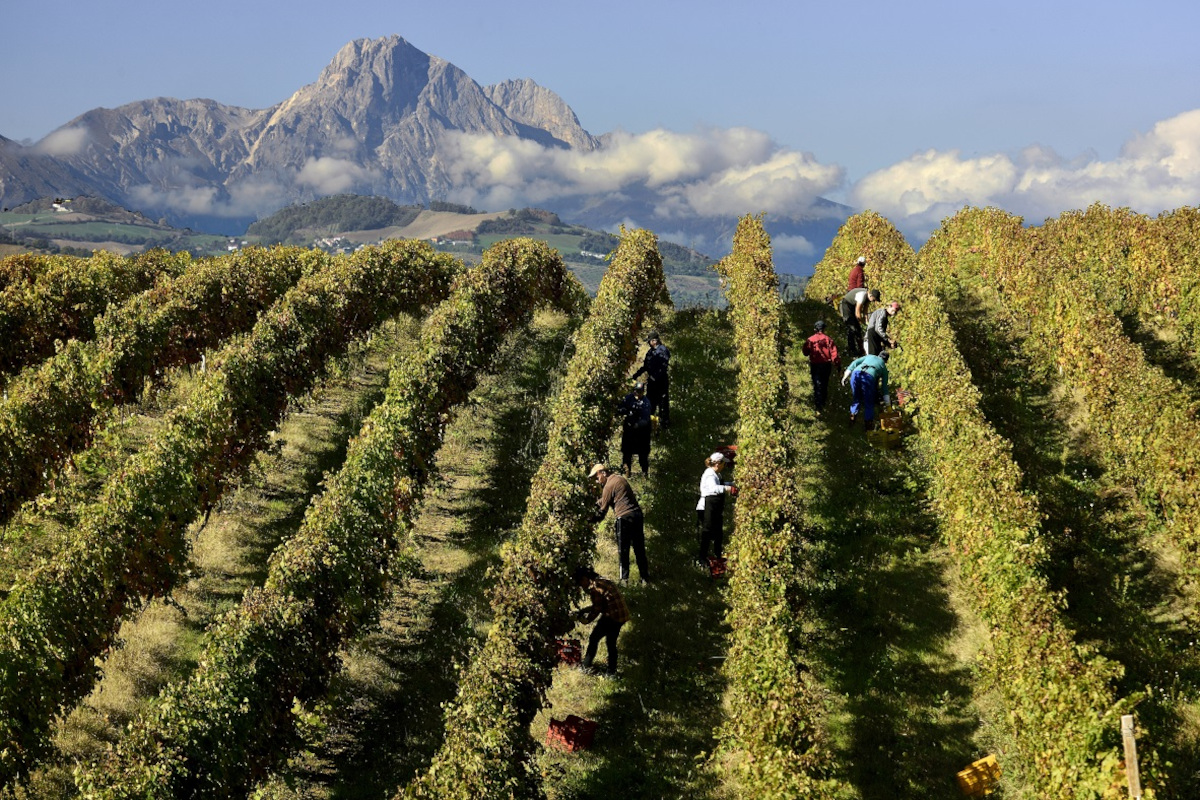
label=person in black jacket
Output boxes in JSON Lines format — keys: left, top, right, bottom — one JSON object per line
{"left": 632, "top": 331, "right": 670, "bottom": 428}
{"left": 618, "top": 381, "right": 652, "bottom": 476}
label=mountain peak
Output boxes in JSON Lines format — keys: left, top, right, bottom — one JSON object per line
{"left": 484, "top": 78, "right": 599, "bottom": 152}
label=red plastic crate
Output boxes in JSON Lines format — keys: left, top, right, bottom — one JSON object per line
{"left": 555, "top": 637, "right": 582, "bottom": 665}
{"left": 547, "top": 714, "right": 597, "bottom": 752}
{"left": 708, "top": 556, "right": 728, "bottom": 578}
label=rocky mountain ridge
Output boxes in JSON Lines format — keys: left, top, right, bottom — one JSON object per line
{"left": 0, "top": 34, "right": 845, "bottom": 272}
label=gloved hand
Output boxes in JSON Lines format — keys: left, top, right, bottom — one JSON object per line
{"left": 841, "top": 370, "right": 850, "bottom": 386}
{"left": 882, "top": 394, "right": 890, "bottom": 406}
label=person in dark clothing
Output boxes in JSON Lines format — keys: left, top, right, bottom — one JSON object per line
{"left": 696, "top": 452, "right": 736, "bottom": 564}
{"left": 864, "top": 301, "right": 901, "bottom": 355}
{"left": 573, "top": 566, "right": 630, "bottom": 675}
{"left": 838, "top": 288, "right": 880, "bottom": 359}
{"left": 590, "top": 463, "right": 650, "bottom": 582}
{"left": 632, "top": 331, "right": 670, "bottom": 428}
{"left": 618, "top": 382, "right": 652, "bottom": 476}
{"left": 847, "top": 256, "right": 867, "bottom": 290}
{"left": 801, "top": 319, "right": 841, "bottom": 412}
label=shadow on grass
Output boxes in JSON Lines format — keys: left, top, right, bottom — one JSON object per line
{"left": 297, "top": 317, "right": 575, "bottom": 799}
{"left": 785, "top": 298, "right": 981, "bottom": 799}
{"left": 945, "top": 281, "right": 1200, "bottom": 799}
{"left": 542, "top": 308, "right": 737, "bottom": 799}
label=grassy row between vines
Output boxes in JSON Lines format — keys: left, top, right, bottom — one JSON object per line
{"left": 0, "top": 241, "right": 461, "bottom": 786}
{"left": 401, "top": 228, "right": 666, "bottom": 799}
{"left": 809, "top": 212, "right": 1133, "bottom": 798}
{"left": 0, "top": 250, "right": 190, "bottom": 379}
{"left": 0, "top": 245, "right": 328, "bottom": 524}
{"left": 713, "top": 215, "right": 850, "bottom": 797}
{"left": 73, "top": 239, "right": 587, "bottom": 798}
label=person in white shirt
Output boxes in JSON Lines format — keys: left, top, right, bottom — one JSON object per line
{"left": 696, "top": 452, "right": 736, "bottom": 564}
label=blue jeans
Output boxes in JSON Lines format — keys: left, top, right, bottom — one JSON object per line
{"left": 850, "top": 370, "right": 878, "bottom": 423}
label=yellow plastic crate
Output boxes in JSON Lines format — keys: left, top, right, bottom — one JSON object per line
{"left": 866, "top": 427, "right": 902, "bottom": 450}
{"left": 878, "top": 407, "right": 904, "bottom": 432}
{"left": 956, "top": 754, "right": 1000, "bottom": 797}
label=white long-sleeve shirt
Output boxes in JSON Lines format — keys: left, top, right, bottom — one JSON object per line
{"left": 696, "top": 466, "right": 730, "bottom": 510}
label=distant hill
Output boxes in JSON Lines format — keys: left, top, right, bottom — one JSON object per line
{"left": 0, "top": 195, "right": 229, "bottom": 256}
{"left": 249, "top": 198, "right": 726, "bottom": 304}
{"left": 246, "top": 195, "right": 426, "bottom": 243}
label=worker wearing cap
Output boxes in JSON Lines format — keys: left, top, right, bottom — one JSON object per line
{"left": 801, "top": 319, "right": 841, "bottom": 412}
{"left": 617, "top": 381, "right": 652, "bottom": 476}
{"left": 696, "top": 452, "right": 736, "bottom": 564}
{"left": 842, "top": 351, "right": 891, "bottom": 428}
{"left": 865, "top": 301, "right": 901, "bottom": 355}
{"left": 632, "top": 331, "right": 670, "bottom": 429}
{"left": 848, "top": 255, "right": 868, "bottom": 290}
{"left": 839, "top": 288, "right": 880, "bottom": 360}
{"left": 590, "top": 463, "right": 650, "bottom": 582}
{"left": 573, "top": 566, "right": 630, "bottom": 675}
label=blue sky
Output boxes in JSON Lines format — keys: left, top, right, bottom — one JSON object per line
{"left": 4, "top": 0, "right": 1199, "bottom": 240}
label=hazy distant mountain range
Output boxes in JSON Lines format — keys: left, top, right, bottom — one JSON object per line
{"left": 0, "top": 35, "right": 848, "bottom": 272}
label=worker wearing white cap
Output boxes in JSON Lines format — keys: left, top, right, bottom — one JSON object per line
{"left": 696, "top": 451, "right": 736, "bottom": 564}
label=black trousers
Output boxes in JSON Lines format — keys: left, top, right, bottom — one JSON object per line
{"left": 584, "top": 616, "right": 623, "bottom": 673}
{"left": 698, "top": 494, "right": 725, "bottom": 560}
{"left": 810, "top": 362, "right": 833, "bottom": 410}
{"left": 844, "top": 319, "right": 864, "bottom": 358}
{"left": 648, "top": 381, "right": 670, "bottom": 426}
{"left": 616, "top": 511, "right": 649, "bottom": 581}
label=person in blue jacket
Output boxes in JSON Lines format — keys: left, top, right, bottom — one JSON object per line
{"left": 632, "top": 331, "right": 670, "bottom": 428}
{"left": 842, "top": 351, "right": 890, "bottom": 429}
{"left": 618, "top": 381, "right": 652, "bottom": 476}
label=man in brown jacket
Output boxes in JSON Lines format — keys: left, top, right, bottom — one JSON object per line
{"left": 589, "top": 463, "right": 650, "bottom": 583}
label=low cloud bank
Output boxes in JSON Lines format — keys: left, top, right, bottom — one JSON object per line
{"left": 441, "top": 127, "right": 844, "bottom": 220}
{"left": 101, "top": 108, "right": 1200, "bottom": 242}
{"left": 33, "top": 127, "right": 89, "bottom": 157}
{"left": 851, "top": 109, "right": 1200, "bottom": 238}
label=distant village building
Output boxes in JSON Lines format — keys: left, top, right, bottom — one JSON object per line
{"left": 432, "top": 229, "right": 476, "bottom": 246}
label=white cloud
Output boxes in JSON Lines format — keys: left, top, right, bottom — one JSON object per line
{"left": 772, "top": 233, "right": 816, "bottom": 256}
{"left": 441, "top": 127, "right": 844, "bottom": 219}
{"left": 34, "top": 127, "right": 89, "bottom": 157}
{"left": 128, "top": 184, "right": 221, "bottom": 216}
{"left": 296, "top": 157, "right": 374, "bottom": 194}
{"left": 851, "top": 109, "right": 1200, "bottom": 236}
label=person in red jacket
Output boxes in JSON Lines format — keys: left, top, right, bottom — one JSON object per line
{"left": 801, "top": 319, "right": 841, "bottom": 412}
{"left": 847, "top": 255, "right": 867, "bottom": 290}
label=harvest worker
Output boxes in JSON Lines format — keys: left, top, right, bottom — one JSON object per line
{"left": 842, "top": 351, "right": 891, "bottom": 429}
{"left": 848, "top": 255, "right": 868, "bottom": 290}
{"left": 839, "top": 288, "right": 880, "bottom": 360}
{"left": 801, "top": 320, "right": 841, "bottom": 413}
{"left": 589, "top": 463, "right": 650, "bottom": 583}
{"left": 865, "top": 301, "right": 901, "bottom": 355}
{"left": 696, "top": 452, "right": 736, "bottom": 565}
{"left": 618, "top": 381, "right": 652, "bottom": 476}
{"left": 632, "top": 330, "right": 670, "bottom": 429}
{"left": 573, "top": 566, "right": 630, "bottom": 676}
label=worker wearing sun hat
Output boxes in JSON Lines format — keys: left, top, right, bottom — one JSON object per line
{"left": 589, "top": 463, "right": 650, "bottom": 582}
{"left": 696, "top": 451, "right": 736, "bottom": 564}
